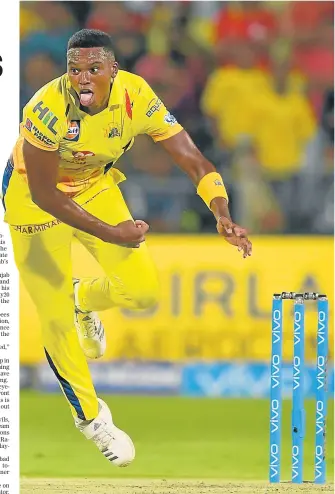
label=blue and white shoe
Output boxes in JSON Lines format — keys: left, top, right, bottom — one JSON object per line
{"left": 73, "top": 279, "right": 106, "bottom": 359}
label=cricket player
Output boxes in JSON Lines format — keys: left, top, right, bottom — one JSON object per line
{"left": 3, "top": 29, "right": 252, "bottom": 467}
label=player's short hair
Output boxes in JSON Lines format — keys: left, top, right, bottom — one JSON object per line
{"left": 67, "top": 29, "right": 115, "bottom": 57}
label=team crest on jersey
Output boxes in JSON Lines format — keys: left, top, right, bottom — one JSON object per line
{"left": 164, "top": 112, "right": 177, "bottom": 126}
{"left": 104, "top": 124, "right": 121, "bottom": 139}
{"left": 64, "top": 120, "right": 80, "bottom": 141}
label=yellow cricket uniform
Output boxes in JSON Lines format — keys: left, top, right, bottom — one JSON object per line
{"left": 5, "top": 70, "right": 183, "bottom": 420}
{"left": 4, "top": 70, "right": 182, "bottom": 224}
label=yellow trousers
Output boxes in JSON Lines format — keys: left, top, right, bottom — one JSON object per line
{"left": 10, "top": 176, "right": 159, "bottom": 420}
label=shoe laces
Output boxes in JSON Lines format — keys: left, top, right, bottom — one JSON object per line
{"left": 93, "top": 420, "right": 116, "bottom": 450}
{"left": 81, "top": 314, "right": 98, "bottom": 339}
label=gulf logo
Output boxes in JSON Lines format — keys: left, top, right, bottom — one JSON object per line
{"left": 64, "top": 120, "right": 80, "bottom": 142}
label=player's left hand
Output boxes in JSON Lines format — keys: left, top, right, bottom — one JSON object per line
{"left": 216, "top": 216, "right": 252, "bottom": 258}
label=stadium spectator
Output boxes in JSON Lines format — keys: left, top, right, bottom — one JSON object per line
{"left": 214, "top": 1, "right": 277, "bottom": 67}
{"left": 20, "top": 3, "right": 46, "bottom": 40}
{"left": 86, "top": 2, "right": 145, "bottom": 36}
{"left": 21, "top": 2, "right": 77, "bottom": 68}
{"left": 201, "top": 42, "right": 269, "bottom": 150}
{"left": 19, "top": 0, "right": 333, "bottom": 234}
{"left": 20, "top": 54, "right": 62, "bottom": 108}
{"left": 249, "top": 60, "right": 316, "bottom": 230}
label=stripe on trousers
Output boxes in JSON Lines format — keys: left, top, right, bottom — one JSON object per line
{"left": 44, "top": 348, "right": 86, "bottom": 420}
{"left": 2, "top": 160, "right": 14, "bottom": 211}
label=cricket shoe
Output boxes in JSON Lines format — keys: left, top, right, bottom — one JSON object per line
{"left": 73, "top": 278, "right": 106, "bottom": 359}
{"left": 75, "top": 398, "right": 135, "bottom": 467}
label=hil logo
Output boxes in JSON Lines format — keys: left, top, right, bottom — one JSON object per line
{"left": 33, "top": 101, "right": 58, "bottom": 135}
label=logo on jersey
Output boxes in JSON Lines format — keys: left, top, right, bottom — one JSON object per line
{"left": 125, "top": 89, "right": 132, "bottom": 120}
{"left": 24, "top": 118, "right": 33, "bottom": 131}
{"left": 24, "top": 119, "right": 55, "bottom": 147}
{"left": 164, "top": 112, "right": 177, "bottom": 126}
{"left": 108, "top": 127, "right": 121, "bottom": 138}
{"left": 13, "top": 219, "right": 62, "bottom": 235}
{"left": 64, "top": 120, "right": 80, "bottom": 142}
{"left": 72, "top": 151, "right": 95, "bottom": 163}
{"left": 104, "top": 124, "right": 121, "bottom": 139}
{"left": 32, "top": 127, "right": 56, "bottom": 147}
{"left": 32, "top": 101, "right": 59, "bottom": 135}
{"left": 146, "top": 98, "right": 162, "bottom": 117}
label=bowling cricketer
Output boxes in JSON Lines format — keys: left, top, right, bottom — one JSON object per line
{"left": 3, "top": 29, "right": 252, "bottom": 467}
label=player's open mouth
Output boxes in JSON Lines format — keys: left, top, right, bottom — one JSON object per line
{"left": 79, "top": 89, "right": 94, "bottom": 106}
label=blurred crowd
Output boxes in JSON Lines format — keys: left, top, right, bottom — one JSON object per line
{"left": 20, "top": 1, "right": 334, "bottom": 234}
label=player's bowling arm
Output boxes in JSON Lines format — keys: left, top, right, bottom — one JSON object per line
{"left": 158, "top": 130, "right": 214, "bottom": 184}
{"left": 22, "top": 139, "right": 146, "bottom": 247}
{"left": 159, "top": 130, "right": 231, "bottom": 219}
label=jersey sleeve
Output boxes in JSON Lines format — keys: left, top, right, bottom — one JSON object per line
{"left": 134, "top": 77, "right": 183, "bottom": 142}
{"left": 20, "top": 85, "right": 67, "bottom": 152}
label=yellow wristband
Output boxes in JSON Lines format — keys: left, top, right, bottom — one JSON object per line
{"left": 196, "top": 172, "right": 228, "bottom": 209}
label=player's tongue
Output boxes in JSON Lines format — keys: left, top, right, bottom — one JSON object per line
{"left": 80, "top": 91, "right": 94, "bottom": 106}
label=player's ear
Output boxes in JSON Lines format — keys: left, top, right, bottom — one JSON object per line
{"left": 111, "top": 62, "right": 118, "bottom": 79}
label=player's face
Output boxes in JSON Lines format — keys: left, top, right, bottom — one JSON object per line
{"left": 67, "top": 47, "right": 118, "bottom": 111}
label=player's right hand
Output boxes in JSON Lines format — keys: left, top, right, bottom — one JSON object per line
{"left": 108, "top": 219, "right": 149, "bottom": 248}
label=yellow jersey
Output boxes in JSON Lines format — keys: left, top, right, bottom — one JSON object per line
{"left": 201, "top": 67, "right": 270, "bottom": 148}
{"left": 250, "top": 91, "right": 316, "bottom": 177}
{"left": 4, "top": 70, "right": 183, "bottom": 224}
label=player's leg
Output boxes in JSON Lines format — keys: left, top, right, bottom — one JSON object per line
{"left": 74, "top": 177, "right": 159, "bottom": 314}
{"left": 75, "top": 240, "right": 159, "bottom": 311}
{"left": 10, "top": 223, "right": 98, "bottom": 420}
{"left": 72, "top": 176, "right": 159, "bottom": 359}
{"left": 10, "top": 223, "right": 135, "bottom": 466}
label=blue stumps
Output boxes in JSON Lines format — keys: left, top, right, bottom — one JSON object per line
{"left": 292, "top": 295, "right": 305, "bottom": 484}
{"left": 269, "top": 295, "right": 283, "bottom": 483}
{"left": 314, "top": 296, "right": 329, "bottom": 484}
{"left": 269, "top": 291, "right": 329, "bottom": 485}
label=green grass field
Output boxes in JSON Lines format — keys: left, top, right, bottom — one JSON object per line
{"left": 20, "top": 391, "right": 334, "bottom": 493}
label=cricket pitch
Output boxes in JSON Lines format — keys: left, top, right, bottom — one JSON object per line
{"left": 20, "top": 478, "right": 335, "bottom": 494}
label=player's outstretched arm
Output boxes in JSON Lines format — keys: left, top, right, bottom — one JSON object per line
{"left": 159, "top": 130, "right": 252, "bottom": 258}
{"left": 22, "top": 139, "right": 148, "bottom": 248}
